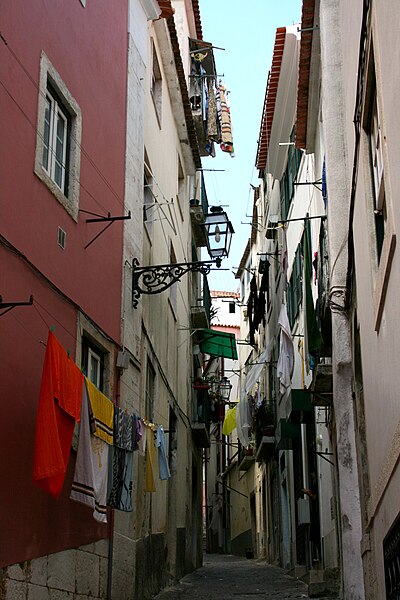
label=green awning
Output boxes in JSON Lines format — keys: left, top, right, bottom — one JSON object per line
{"left": 198, "top": 329, "right": 238, "bottom": 360}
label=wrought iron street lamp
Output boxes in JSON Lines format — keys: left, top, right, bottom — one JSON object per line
{"left": 203, "top": 206, "right": 234, "bottom": 264}
{"left": 218, "top": 376, "right": 233, "bottom": 403}
{"left": 132, "top": 206, "right": 234, "bottom": 308}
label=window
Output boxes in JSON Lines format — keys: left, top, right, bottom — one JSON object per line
{"left": 143, "top": 162, "right": 154, "bottom": 239}
{"left": 145, "top": 359, "right": 156, "bottom": 421}
{"left": 368, "top": 86, "right": 386, "bottom": 262}
{"left": 151, "top": 40, "right": 162, "bottom": 125}
{"left": 287, "top": 244, "right": 302, "bottom": 328}
{"left": 362, "top": 41, "right": 396, "bottom": 330}
{"left": 384, "top": 513, "right": 400, "bottom": 599}
{"left": 35, "top": 52, "right": 82, "bottom": 221}
{"left": 280, "top": 128, "right": 302, "bottom": 221}
{"left": 43, "top": 87, "right": 69, "bottom": 194}
{"left": 82, "top": 337, "right": 105, "bottom": 392}
{"left": 229, "top": 302, "right": 236, "bottom": 314}
{"left": 176, "top": 155, "right": 185, "bottom": 222}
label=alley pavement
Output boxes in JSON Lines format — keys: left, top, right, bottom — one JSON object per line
{"left": 152, "top": 554, "right": 333, "bottom": 599}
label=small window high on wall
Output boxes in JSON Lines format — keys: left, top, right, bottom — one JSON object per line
{"left": 151, "top": 40, "right": 162, "bottom": 126}
{"left": 82, "top": 337, "right": 105, "bottom": 392}
{"left": 35, "top": 52, "right": 82, "bottom": 221}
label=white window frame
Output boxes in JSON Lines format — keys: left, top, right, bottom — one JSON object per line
{"left": 370, "top": 91, "right": 385, "bottom": 214}
{"left": 75, "top": 313, "right": 115, "bottom": 398}
{"left": 35, "top": 52, "right": 82, "bottom": 221}
{"left": 362, "top": 37, "right": 396, "bottom": 331}
{"left": 150, "top": 40, "right": 162, "bottom": 126}
{"left": 43, "top": 89, "right": 68, "bottom": 194}
{"left": 88, "top": 346, "right": 102, "bottom": 389}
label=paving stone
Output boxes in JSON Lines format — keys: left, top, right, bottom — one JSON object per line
{"left": 151, "top": 554, "right": 337, "bottom": 600}
{"left": 4, "top": 579, "right": 28, "bottom": 600}
{"left": 48, "top": 589, "right": 73, "bottom": 600}
{"left": 6, "top": 562, "right": 25, "bottom": 581}
{"left": 28, "top": 556, "right": 48, "bottom": 586}
{"left": 48, "top": 549, "right": 76, "bottom": 592}
{"left": 75, "top": 551, "right": 99, "bottom": 597}
{"left": 28, "top": 582, "right": 49, "bottom": 600}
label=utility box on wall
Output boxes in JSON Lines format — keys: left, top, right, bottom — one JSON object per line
{"left": 297, "top": 498, "right": 311, "bottom": 525}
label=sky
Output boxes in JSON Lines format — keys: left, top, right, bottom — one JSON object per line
{"left": 199, "top": 0, "right": 302, "bottom": 292}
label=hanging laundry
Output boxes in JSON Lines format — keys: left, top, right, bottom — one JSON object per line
{"left": 113, "top": 405, "right": 135, "bottom": 451}
{"left": 322, "top": 158, "right": 327, "bottom": 207}
{"left": 281, "top": 225, "right": 288, "bottom": 294}
{"left": 86, "top": 378, "right": 114, "bottom": 445}
{"left": 32, "top": 330, "right": 84, "bottom": 499}
{"left": 277, "top": 304, "right": 294, "bottom": 394}
{"left": 303, "top": 220, "right": 323, "bottom": 373}
{"left": 107, "top": 406, "right": 135, "bottom": 512}
{"left": 255, "top": 263, "right": 269, "bottom": 330}
{"left": 222, "top": 405, "right": 237, "bottom": 436}
{"left": 70, "top": 380, "right": 109, "bottom": 523}
{"left": 207, "top": 80, "right": 220, "bottom": 142}
{"left": 137, "top": 419, "right": 145, "bottom": 456}
{"left": 156, "top": 426, "right": 170, "bottom": 481}
{"left": 247, "top": 275, "right": 258, "bottom": 346}
{"left": 256, "top": 386, "right": 263, "bottom": 409}
{"left": 215, "top": 84, "right": 222, "bottom": 128}
{"left": 218, "top": 81, "right": 234, "bottom": 155}
{"left": 189, "top": 63, "right": 201, "bottom": 111}
{"left": 144, "top": 423, "right": 157, "bottom": 492}
{"left": 236, "top": 391, "right": 251, "bottom": 448}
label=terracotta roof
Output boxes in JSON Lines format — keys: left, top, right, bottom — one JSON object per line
{"left": 166, "top": 15, "right": 202, "bottom": 169}
{"left": 211, "top": 291, "right": 240, "bottom": 298}
{"left": 295, "top": 0, "right": 316, "bottom": 149}
{"left": 255, "top": 27, "right": 287, "bottom": 171}
{"left": 211, "top": 323, "right": 240, "bottom": 331}
{"left": 158, "top": 0, "right": 175, "bottom": 18}
{"left": 191, "top": 0, "right": 203, "bottom": 40}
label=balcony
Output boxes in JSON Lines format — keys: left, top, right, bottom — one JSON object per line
{"left": 255, "top": 435, "right": 275, "bottom": 463}
{"left": 190, "top": 172, "right": 209, "bottom": 247}
{"left": 189, "top": 39, "right": 216, "bottom": 157}
{"left": 191, "top": 275, "right": 211, "bottom": 329}
{"left": 254, "top": 401, "right": 276, "bottom": 463}
{"left": 192, "top": 388, "right": 211, "bottom": 448}
{"left": 311, "top": 359, "right": 333, "bottom": 406}
{"left": 286, "top": 388, "right": 313, "bottom": 423}
{"left": 275, "top": 419, "right": 300, "bottom": 451}
{"left": 238, "top": 442, "right": 255, "bottom": 471}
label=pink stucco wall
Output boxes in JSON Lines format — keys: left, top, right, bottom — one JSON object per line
{"left": 0, "top": 0, "right": 128, "bottom": 566}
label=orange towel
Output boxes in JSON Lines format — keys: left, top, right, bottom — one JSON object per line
{"left": 32, "top": 331, "right": 84, "bottom": 499}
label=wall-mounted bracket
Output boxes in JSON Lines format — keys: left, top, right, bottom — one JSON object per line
{"left": 132, "top": 258, "right": 217, "bottom": 308}
{"left": 80, "top": 210, "right": 131, "bottom": 249}
{"left": 0, "top": 294, "right": 33, "bottom": 317}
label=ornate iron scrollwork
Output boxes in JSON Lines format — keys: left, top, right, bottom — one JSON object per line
{"left": 132, "top": 258, "right": 216, "bottom": 308}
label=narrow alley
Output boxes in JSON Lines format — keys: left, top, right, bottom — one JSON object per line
{"left": 152, "top": 555, "right": 333, "bottom": 600}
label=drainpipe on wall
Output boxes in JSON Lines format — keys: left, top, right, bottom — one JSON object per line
{"left": 319, "top": 1, "right": 365, "bottom": 598}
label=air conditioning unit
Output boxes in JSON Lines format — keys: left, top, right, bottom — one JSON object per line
{"left": 116, "top": 350, "right": 130, "bottom": 369}
{"left": 297, "top": 498, "right": 311, "bottom": 525}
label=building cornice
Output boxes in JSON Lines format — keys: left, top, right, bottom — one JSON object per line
{"left": 295, "top": 0, "right": 316, "bottom": 149}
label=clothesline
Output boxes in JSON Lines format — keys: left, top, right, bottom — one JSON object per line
{"left": 32, "top": 330, "right": 172, "bottom": 526}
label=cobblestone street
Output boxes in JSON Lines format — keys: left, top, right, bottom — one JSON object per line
{"left": 152, "top": 554, "right": 334, "bottom": 599}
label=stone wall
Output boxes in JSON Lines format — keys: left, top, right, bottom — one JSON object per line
{"left": 0, "top": 541, "right": 109, "bottom": 600}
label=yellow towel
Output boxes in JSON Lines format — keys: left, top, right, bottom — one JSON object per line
{"left": 85, "top": 377, "right": 114, "bottom": 445}
{"left": 144, "top": 424, "right": 157, "bottom": 493}
{"left": 222, "top": 405, "right": 237, "bottom": 436}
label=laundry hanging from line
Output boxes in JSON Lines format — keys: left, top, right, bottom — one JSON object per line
{"left": 32, "top": 330, "right": 171, "bottom": 523}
